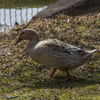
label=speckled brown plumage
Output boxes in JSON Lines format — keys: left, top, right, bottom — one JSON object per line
{"left": 15, "top": 29, "right": 97, "bottom": 81}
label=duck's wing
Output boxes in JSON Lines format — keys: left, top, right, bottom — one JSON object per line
{"left": 66, "top": 43, "right": 88, "bottom": 55}
{"left": 41, "top": 39, "right": 87, "bottom": 55}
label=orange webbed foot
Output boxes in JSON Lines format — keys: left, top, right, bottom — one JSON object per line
{"left": 60, "top": 76, "right": 71, "bottom": 82}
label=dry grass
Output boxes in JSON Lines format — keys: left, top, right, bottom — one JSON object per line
{"left": 0, "top": 12, "right": 100, "bottom": 100}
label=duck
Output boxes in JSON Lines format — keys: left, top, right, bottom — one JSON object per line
{"left": 15, "top": 29, "right": 97, "bottom": 81}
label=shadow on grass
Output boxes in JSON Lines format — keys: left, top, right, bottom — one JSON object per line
{"left": 21, "top": 76, "right": 100, "bottom": 90}
{"left": 0, "top": 72, "right": 100, "bottom": 94}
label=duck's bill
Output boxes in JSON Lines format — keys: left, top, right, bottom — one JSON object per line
{"left": 14, "top": 38, "right": 21, "bottom": 45}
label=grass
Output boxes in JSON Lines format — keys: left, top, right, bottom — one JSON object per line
{"left": 0, "top": 11, "right": 100, "bottom": 100}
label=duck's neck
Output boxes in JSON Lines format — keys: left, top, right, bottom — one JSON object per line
{"left": 27, "top": 40, "right": 39, "bottom": 51}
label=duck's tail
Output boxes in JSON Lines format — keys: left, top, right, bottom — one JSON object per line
{"left": 82, "top": 49, "right": 97, "bottom": 60}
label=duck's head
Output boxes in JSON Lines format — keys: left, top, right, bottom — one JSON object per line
{"left": 15, "top": 29, "right": 39, "bottom": 45}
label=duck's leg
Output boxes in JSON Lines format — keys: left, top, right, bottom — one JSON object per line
{"left": 61, "top": 67, "right": 71, "bottom": 81}
{"left": 42, "top": 68, "right": 57, "bottom": 79}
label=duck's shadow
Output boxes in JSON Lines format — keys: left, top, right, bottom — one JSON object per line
{"left": 22, "top": 76, "right": 100, "bottom": 89}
